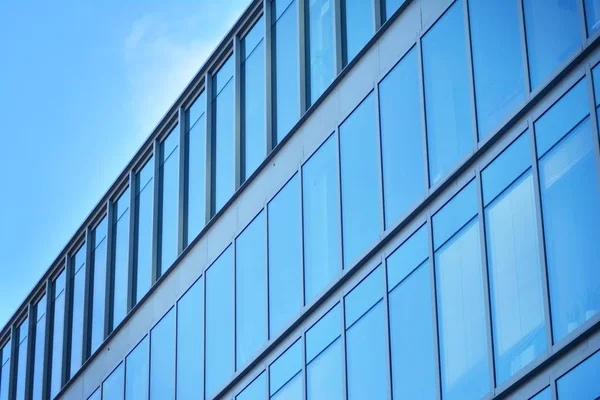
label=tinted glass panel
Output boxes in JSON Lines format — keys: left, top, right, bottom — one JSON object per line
{"left": 557, "top": 351, "right": 600, "bottom": 399}
{"left": 236, "top": 373, "right": 266, "bottom": 400}
{"left": 308, "top": 0, "right": 335, "bottom": 104}
{"left": 135, "top": 158, "right": 154, "bottom": 303}
{"left": 302, "top": 135, "right": 341, "bottom": 303}
{"left": 150, "top": 310, "right": 175, "bottom": 400}
{"left": 379, "top": 48, "right": 426, "bottom": 228}
{"left": 32, "top": 296, "right": 47, "bottom": 400}
{"left": 51, "top": 271, "right": 66, "bottom": 399}
{"left": 536, "top": 82, "right": 600, "bottom": 343}
{"left": 91, "top": 218, "right": 108, "bottom": 354}
{"left": 340, "top": 93, "right": 381, "bottom": 267}
{"left": 343, "top": 0, "right": 374, "bottom": 63}
{"left": 113, "top": 189, "right": 130, "bottom": 329}
{"left": 586, "top": 0, "right": 600, "bottom": 35}
{"left": 523, "top": 0, "right": 582, "bottom": 89}
{"left": 270, "top": 340, "right": 302, "bottom": 399}
{"left": 206, "top": 247, "right": 234, "bottom": 397}
{"left": 214, "top": 58, "right": 235, "bottom": 213}
{"left": 268, "top": 176, "right": 303, "bottom": 337}
{"left": 15, "top": 319, "right": 28, "bottom": 400}
{"left": 177, "top": 278, "right": 203, "bottom": 400}
{"left": 187, "top": 92, "right": 207, "bottom": 242}
{"left": 102, "top": 364, "right": 124, "bottom": 400}
{"left": 423, "top": 0, "right": 474, "bottom": 186}
{"left": 125, "top": 337, "right": 149, "bottom": 400}
{"left": 433, "top": 181, "right": 478, "bottom": 249}
{"left": 159, "top": 127, "right": 180, "bottom": 274}
{"left": 530, "top": 387, "right": 551, "bottom": 400}
{"left": 0, "top": 341, "right": 11, "bottom": 400}
{"left": 469, "top": 0, "right": 525, "bottom": 139}
{"left": 236, "top": 212, "right": 267, "bottom": 369}
{"left": 273, "top": 0, "right": 300, "bottom": 143}
{"left": 70, "top": 243, "right": 87, "bottom": 376}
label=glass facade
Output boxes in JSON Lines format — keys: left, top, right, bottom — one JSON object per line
{"left": 32, "top": 296, "right": 46, "bottom": 400}
{"left": 176, "top": 278, "right": 203, "bottom": 399}
{"left": 102, "top": 363, "right": 124, "bottom": 400}
{"left": 15, "top": 319, "right": 28, "bottom": 400}
{"left": 186, "top": 91, "right": 207, "bottom": 242}
{"left": 69, "top": 243, "right": 87, "bottom": 377}
{"left": 125, "top": 337, "right": 149, "bottom": 400}
{"left": 0, "top": 340, "right": 10, "bottom": 400}
{"left": 342, "top": 0, "right": 374, "bottom": 64}
{"left": 112, "top": 188, "right": 130, "bottom": 329}
{"left": 51, "top": 271, "right": 66, "bottom": 398}
{"left": 150, "top": 310, "right": 175, "bottom": 400}
{"left": 135, "top": 158, "right": 155, "bottom": 303}
{"left": 91, "top": 218, "right": 108, "bottom": 354}
{"left": 307, "top": 0, "right": 335, "bottom": 104}
{"left": 159, "top": 126, "right": 180, "bottom": 275}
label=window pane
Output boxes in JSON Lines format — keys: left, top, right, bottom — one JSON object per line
{"left": 177, "top": 278, "right": 203, "bottom": 400}
{"left": 469, "top": 0, "right": 525, "bottom": 139}
{"left": 423, "top": 0, "right": 474, "bottom": 186}
{"left": 536, "top": 85, "right": 600, "bottom": 343}
{"left": 113, "top": 188, "right": 130, "bottom": 328}
{"left": 236, "top": 372, "right": 266, "bottom": 400}
{"left": 32, "top": 296, "right": 47, "bottom": 400}
{"left": 51, "top": 271, "right": 66, "bottom": 399}
{"left": 483, "top": 136, "right": 546, "bottom": 384}
{"left": 159, "top": 127, "right": 180, "bottom": 274}
{"left": 432, "top": 181, "right": 478, "bottom": 249}
{"left": 150, "top": 310, "right": 175, "bottom": 400}
{"left": 306, "top": 305, "right": 343, "bottom": 400}
{"left": 242, "top": 19, "right": 266, "bottom": 181}
{"left": 302, "top": 135, "right": 341, "bottom": 303}
{"left": 135, "top": 158, "right": 155, "bottom": 303}
{"left": 523, "top": 0, "right": 582, "bottom": 89}
{"left": 125, "top": 337, "right": 149, "bottom": 400}
{"left": 379, "top": 48, "right": 426, "bottom": 228}
{"left": 268, "top": 175, "right": 303, "bottom": 337}
{"left": 585, "top": 0, "right": 600, "bottom": 35}
{"left": 91, "top": 217, "right": 108, "bottom": 354}
{"left": 530, "top": 387, "right": 551, "bottom": 400}
{"left": 435, "top": 209, "right": 489, "bottom": 400}
{"left": 186, "top": 92, "right": 207, "bottom": 242}
{"left": 344, "top": 267, "right": 387, "bottom": 400}
{"left": 206, "top": 246, "right": 234, "bottom": 397}
{"left": 15, "top": 319, "right": 28, "bottom": 400}
{"left": 0, "top": 340, "right": 11, "bottom": 400}
{"left": 88, "top": 389, "right": 100, "bottom": 400}
{"left": 385, "top": 0, "right": 406, "bottom": 20}
{"left": 343, "top": 0, "right": 374, "bottom": 64}
{"left": 213, "top": 58, "right": 235, "bottom": 213}
{"left": 270, "top": 340, "right": 302, "bottom": 399}
{"left": 70, "top": 243, "right": 87, "bottom": 376}
{"left": 557, "top": 350, "right": 600, "bottom": 399}
{"left": 387, "top": 227, "right": 436, "bottom": 400}
{"left": 236, "top": 212, "right": 267, "bottom": 369}
{"left": 102, "top": 364, "right": 124, "bottom": 400}
{"left": 273, "top": 0, "right": 300, "bottom": 143}
{"left": 340, "top": 93, "right": 381, "bottom": 267}
{"left": 307, "top": 0, "right": 335, "bottom": 104}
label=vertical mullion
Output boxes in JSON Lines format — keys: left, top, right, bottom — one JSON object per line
{"left": 173, "top": 306, "right": 178, "bottom": 400}
{"left": 82, "top": 226, "right": 94, "bottom": 363}
{"left": 516, "top": 0, "right": 532, "bottom": 95}
{"left": 578, "top": 0, "right": 589, "bottom": 43}
{"left": 127, "top": 170, "right": 137, "bottom": 312}
{"left": 340, "top": 295, "right": 348, "bottom": 400}
{"left": 374, "top": 84, "right": 386, "bottom": 236}
{"left": 335, "top": 127, "right": 345, "bottom": 273}
{"left": 233, "top": 239, "right": 238, "bottom": 375}
{"left": 8, "top": 325, "right": 17, "bottom": 400}
{"left": 550, "top": 378, "right": 558, "bottom": 400}
{"left": 528, "top": 120, "right": 555, "bottom": 351}
{"left": 373, "top": 0, "right": 382, "bottom": 31}
{"left": 205, "top": 72, "right": 215, "bottom": 221}
{"left": 105, "top": 199, "right": 115, "bottom": 339}
{"left": 234, "top": 36, "right": 244, "bottom": 189}
{"left": 298, "top": 0, "right": 308, "bottom": 115}
{"left": 264, "top": 0, "right": 275, "bottom": 153}
{"left": 265, "top": 204, "right": 271, "bottom": 342}
{"left": 42, "top": 280, "right": 53, "bottom": 400}
{"left": 333, "top": 0, "right": 343, "bottom": 75}
{"left": 24, "top": 303, "right": 36, "bottom": 400}
{"left": 151, "top": 139, "right": 161, "bottom": 283}
{"left": 463, "top": 0, "right": 479, "bottom": 144}
{"left": 202, "top": 271, "right": 207, "bottom": 400}
{"left": 585, "top": 67, "right": 600, "bottom": 199}
{"left": 339, "top": 0, "right": 348, "bottom": 67}
{"left": 427, "top": 216, "right": 442, "bottom": 400}
{"left": 298, "top": 167, "right": 306, "bottom": 310}
{"left": 301, "top": 331, "right": 306, "bottom": 400}
{"left": 417, "top": 40, "right": 431, "bottom": 194}
{"left": 178, "top": 106, "right": 188, "bottom": 252}
{"left": 62, "top": 254, "right": 72, "bottom": 386}
{"left": 381, "top": 257, "right": 393, "bottom": 400}
{"left": 475, "top": 170, "right": 497, "bottom": 392}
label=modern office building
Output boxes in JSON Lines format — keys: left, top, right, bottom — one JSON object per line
{"left": 2, "top": 0, "right": 600, "bottom": 398}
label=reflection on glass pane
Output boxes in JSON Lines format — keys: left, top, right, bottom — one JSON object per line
{"left": 206, "top": 247, "right": 234, "bottom": 397}
{"left": 150, "top": 310, "right": 175, "bottom": 400}
{"left": 187, "top": 93, "right": 207, "bottom": 242}
{"left": 379, "top": 48, "right": 426, "bottom": 228}
{"left": 385, "top": 0, "right": 406, "bottom": 20}
{"left": 102, "top": 364, "right": 124, "bottom": 400}
{"left": 423, "top": 0, "right": 474, "bottom": 186}
{"left": 51, "top": 272, "right": 66, "bottom": 399}
{"left": 32, "top": 296, "right": 47, "bottom": 400}
{"left": 268, "top": 176, "right": 303, "bottom": 338}
{"left": 270, "top": 340, "right": 302, "bottom": 397}
{"left": 15, "top": 319, "right": 28, "bottom": 400}
{"left": 236, "top": 213, "right": 267, "bottom": 369}
{"left": 236, "top": 373, "right": 266, "bottom": 400}
{"left": 136, "top": 158, "right": 154, "bottom": 303}
{"left": 343, "top": 0, "right": 374, "bottom": 63}
{"left": 91, "top": 218, "right": 108, "bottom": 354}
{"left": 523, "top": 0, "right": 582, "bottom": 89}
{"left": 432, "top": 181, "right": 478, "bottom": 249}
{"left": 469, "top": 0, "right": 525, "bottom": 139}
{"left": 302, "top": 135, "right": 341, "bottom": 302}
{"left": 125, "top": 337, "right": 149, "bottom": 400}
{"left": 557, "top": 350, "right": 600, "bottom": 399}
{"left": 113, "top": 188, "right": 130, "bottom": 329}
{"left": 160, "top": 128, "right": 180, "bottom": 275}
{"left": 585, "top": 0, "right": 600, "bottom": 35}
{"left": 177, "top": 278, "right": 203, "bottom": 400}
{"left": 308, "top": 0, "right": 335, "bottom": 104}
{"left": 70, "top": 244, "right": 87, "bottom": 376}
{"left": 214, "top": 66, "right": 235, "bottom": 213}
{"left": 530, "top": 387, "right": 551, "bottom": 400}
{"left": 274, "top": 0, "right": 300, "bottom": 143}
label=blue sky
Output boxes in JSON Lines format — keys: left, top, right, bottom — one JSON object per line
{"left": 0, "top": 0, "right": 251, "bottom": 328}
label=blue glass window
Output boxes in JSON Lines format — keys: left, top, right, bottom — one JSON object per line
{"left": 423, "top": 0, "right": 474, "bottom": 186}
{"left": 70, "top": 243, "right": 87, "bottom": 376}
{"left": 273, "top": 0, "right": 300, "bottom": 143}
{"left": 159, "top": 126, "right": 180, "bottom": 274}
{"left": 88, "top": 389, "right": 100, "bottom": 400}
{"left": 530, "top": 387, "right": 551, "bottom": 400}
{"left": 177, "top": 278, "right": 203, "bottom": 399}
{"left": 343, "top": 0, "right": 374, "bottom": 64}
{"left": 125, "top": 337, "right": 149, "bottom": 400}
{"left": 340, "top": 93, "right": 381, "bottom": 267}
{"left": 236, "top": 212, "right": 267, "bottom": 369}
{"left": 302, "top": 135, "right": 341, "bottom": 303}
{"left": 270, "top": 340, "right": 303, "bottom": 400}
{"left": 523, "top": 0, "right": 582, "bottom": 89}
{"left": 385, "top": 0, "right": 406, "bottom": 20}
{"left": 0, "top": 340, "right": 11, "bottom": 400}
{"left": 585, "top": 0, "right": 600, "bottom": 36}
{"left": 242, "top": 18, "right": 266, "bottom": 181}
{"left": 51, "top": 271, "right": 66, "bottom": 398}
{"left": 113, "top": 188, "right": 130, "bottom": 329}
{"left": 91, "top": 217, "right": 108, "bottom": 354}
{"left": 306, "top": 305, "right": 343, "bottom": 400}
{"left": 387, "top": 226, "right": 436, "bottom": 400}
{"left": 469, "top": 0, "right": 526, "bottom": 139}
{"left": 378, "top": 48, "right": 426, "bottom": 228}
{"left": 135, "top": 158, "right": 155, "bottom": 303}
{"left": 236, "top": 372, "right": 266, "bottom": 400}
{"left": 15, "top": 318, "right": 28, "bottom": 400}
{"left": 150, "top": 310, "right": 175, "bottom": 400}
{"left": 268, "top": 175, "right": 303, "bottom": 337}
{"left": 344, "top": 266, "right": 387, "bottom": 399}
{"left": 482, "top": 133, "right": 546, "bottom": 384}
{"left": 557, "top": 351, "right": 600, "bottom": 399}
{"left": 32, "top": 295, "right": 47, "bottom": 400}
{"left": 433, "top": 181, "right": 490, "bottom": 400}
{"left": 102, "top": 363, "right": 124, "bottom": 400}
{"left": 307, "top": 0, "right": 335, "bottom": 104}
{"left": 186, "top": 92, "right": 207, "bottom": 243}
{"left": 535, "top": 79, "right": 600, "bottom": 343}
{"left": 206, "top": 246, "right": 234, "bottom": 397}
